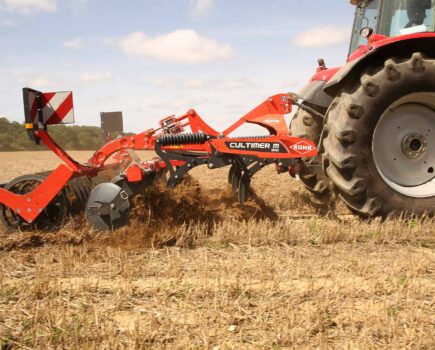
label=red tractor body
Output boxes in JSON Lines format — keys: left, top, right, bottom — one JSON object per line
{"left": 291, "top": 0, "right": 435, "bottom": 216}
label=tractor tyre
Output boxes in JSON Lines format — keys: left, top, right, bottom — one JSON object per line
{"left": 290, "top": 107, "right": 329, "bottom": 195}
{"left": 322, "top": 53, "right": 435, "bottom": 217}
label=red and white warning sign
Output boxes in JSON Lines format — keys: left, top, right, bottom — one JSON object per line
{"left": 290, "top": 141, "right": 315, "bottom": 155}
{"left": 27, "top": 90, "right": 74, "bottom": 125}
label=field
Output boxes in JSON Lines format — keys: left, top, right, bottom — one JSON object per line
{"left": 0, "top": 151, "right": 434, "bottom": 349}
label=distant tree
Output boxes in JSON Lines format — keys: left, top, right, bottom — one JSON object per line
{"left": 0, "top": 117, "right": 115, "bottom": 151}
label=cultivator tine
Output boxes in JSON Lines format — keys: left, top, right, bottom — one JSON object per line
{"left": 238, "top": 173, "right": 251, "bottom": 204}
{"left": 228, "top": 164, "right": 236, "bottom": 185}
{"left": 231, "top": 165, "right": 242, "bottom": 192}
{"left": 233, "top": 161, "right": 268, "bottom": 203}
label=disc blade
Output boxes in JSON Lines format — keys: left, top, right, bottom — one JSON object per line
{"left": 86, "top": 183, "right": 130, "bottom": 231}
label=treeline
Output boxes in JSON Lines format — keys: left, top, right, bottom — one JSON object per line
{"left": 0, "top": 117, "right": 108, "bottom": 151}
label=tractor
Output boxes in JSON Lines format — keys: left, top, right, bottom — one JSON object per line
{"left": 290, "top": 0, "right": 435, "bottom": 217}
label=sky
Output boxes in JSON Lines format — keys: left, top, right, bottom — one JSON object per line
{"left": 0, "top": 0, "right": 355, "bottom": 133}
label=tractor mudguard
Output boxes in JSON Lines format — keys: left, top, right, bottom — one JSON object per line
{"left": 324, "top": 36, "right": 435, "bottom": 97}
{"left": 298, "top": 80, "right": 333, "bottom": 112}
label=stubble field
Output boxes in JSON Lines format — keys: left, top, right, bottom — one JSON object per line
{"left": 0, "top": 151, "right": 434, "bottom": 349}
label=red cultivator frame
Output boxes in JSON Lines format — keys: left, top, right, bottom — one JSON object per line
{"left": 0, "top": 88, "right": 317, "bottom": 231}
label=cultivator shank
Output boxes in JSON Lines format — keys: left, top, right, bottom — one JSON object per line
{"left": 0, "top": 88, "right": 317, "bottom": 231}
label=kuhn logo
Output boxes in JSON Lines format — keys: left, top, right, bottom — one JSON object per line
{"left": 290, "top": 141, "right": 314, "bottom": 155}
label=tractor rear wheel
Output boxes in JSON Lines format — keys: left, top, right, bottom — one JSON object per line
{"left": 290, "top": 108, "right": 329, "bottom": 195}
{"left": 323, "top": 53, "right": 435, "bottom": 217}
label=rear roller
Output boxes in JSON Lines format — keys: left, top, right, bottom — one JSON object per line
{"left": 0, "top": 172, "right": 97, "bottom": 231}
{"left": 0, "top": 173, "right": 67, "bottom": 231}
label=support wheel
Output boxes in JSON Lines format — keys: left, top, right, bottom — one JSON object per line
{"left": 323, "top": 53, "right": 435, "bottom": 217}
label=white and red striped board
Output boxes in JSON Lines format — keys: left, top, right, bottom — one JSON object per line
{"left": 26, "top": 89, "right": 74, "bottom": 125}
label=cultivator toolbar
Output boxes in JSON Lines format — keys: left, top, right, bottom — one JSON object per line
{"left": 0, "top": 88, "right": 317, "bottom": 231}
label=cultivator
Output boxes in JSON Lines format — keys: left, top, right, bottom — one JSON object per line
{"left": 0, "top": 88, "right": 316, "bottom": 231}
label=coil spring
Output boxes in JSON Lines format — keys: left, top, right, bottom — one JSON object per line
{"left": 228, "top": 135, "right": 270, "bottom": 140}
{"left": 158, "top": 133, "right": 210, "bottom": 146}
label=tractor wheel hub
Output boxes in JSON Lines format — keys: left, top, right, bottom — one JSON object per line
{"left": 401, "top": 133, "right": 427, "bottom": 159}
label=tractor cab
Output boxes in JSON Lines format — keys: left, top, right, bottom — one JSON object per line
{"left": 349, "top": 0, "right": 435, "bottom": 53}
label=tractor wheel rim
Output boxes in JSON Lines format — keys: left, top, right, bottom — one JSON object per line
{"left": 372, "top": 93, "right": 435, "bottom": 198}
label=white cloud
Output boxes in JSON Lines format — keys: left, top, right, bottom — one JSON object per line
{"left": 149, "top": 97, "right": 212, "bottom": 111}
{"left": 189, "top": 0, "right": 214, "bottom": 17}
{"left": 291, "top": 26, "right": 350, "bottom": 48}
{"left": 117, "top": 29, "right": 233, "bottom": 64}
{"left": 18, "top": 75, "right": 54, "bottom": 88}
{"left": 154, "top": 78, "right": 205, "bottom": 89}
{"left": 80, "top": 71, "right": 112, "bottom": 83}
{"left": 153, "top": 77, "right": 255, "bottom": 90}
{"left": 281, "top": 79, "right": 299, "bottom": 89}
{"left": 215, "top": 78, "right": 255, "bottom": 90}
{"left": 63, "top": 37, "right": 84, "bottom": 50}
{"left": 67, "top": 0, "right": 87, "bottom": 13}
{"left": 0, "top": 0, "right": 57, "bottom": 15}
{"left": 0, "top": 19, "right": 15, "bottom": 26}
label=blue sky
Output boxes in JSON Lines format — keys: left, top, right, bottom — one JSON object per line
{"left": 0, "top": 0, "right": 355, "bottom": 132}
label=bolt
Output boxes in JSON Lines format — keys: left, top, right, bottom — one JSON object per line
{"left": 188, "top": 164, "right": 192, "bottom": 168}
{"left": 38, "top": 208, "right": 42, "bottom": 212}
{"left": 278, "top": 162, "right": 283, "bottom": 167}
{"left": 208, "top": 163, "right": 214, "bottom": 169}
{"left": 268, "top": 98, "right": 273, "bottom": 102}
{"left": 175, "top": 175, "right": 179, "bottom": 179}
{"left": 27, "top": 208, "right": 31, "bottom": 212}
{"left": 110, "top": 203, "right": 116, "bottom": 209}
{"left": 26, "top": 197, "right": 30, "bottom": 202}
{"left": 16, "top": 208, "right": 20, "bottom": 213}
{"left": 28, "top": 219, "right": 32, "bottom": 223}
